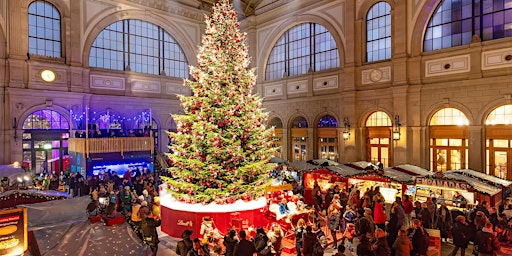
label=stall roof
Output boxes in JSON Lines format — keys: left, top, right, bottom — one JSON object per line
{"left": 288, "top": 161, "right": 323, "bottom": 172}
{"left": 442, "top": 172, "right": 502, "bottom": 196}
{"left": 380, "top": 164, "right": 434, "bottom": 183}
{"left": 326, "top": 164, "right": 368, "bottom": 178}
{"left": 444, "top": 169, "right": 512, "bottom": 187}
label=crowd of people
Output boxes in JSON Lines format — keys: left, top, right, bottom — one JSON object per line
{"left": 297, "top": 181, "right": 512, "bottom": 256}
{"left": 17, "top": 163, "right": 512, "bottom": 256}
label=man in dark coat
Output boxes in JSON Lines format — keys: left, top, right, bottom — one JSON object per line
{"left": 449, "top": 215, "right": 471, "bottom": 256}
{"left": 223, "top": 229, "right": 239, "bottom": 256}
{"left": 176, "top": 229, "right": 194, "bottom": 256}
{"left": 302, "top": 226, "right": 318, "bottom": 256}
{"left": 140, "top": 211, "right": 161, "bottom": 256}
{"left": 233, "top": 230, "right": 256, "bottom": 256}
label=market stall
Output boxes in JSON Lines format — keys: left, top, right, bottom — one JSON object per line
{"left": 302, "top": 162, "right": 367, "bottom": 204}
{"left": 415, "top": 169, "right": 512, "bottom": 207}
{"left": 347, "top": 164, "right": 433, "bottom": 203}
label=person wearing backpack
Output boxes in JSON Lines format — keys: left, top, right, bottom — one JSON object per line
{"left": 475, "top": 222, "right": 500, "bottom": 256}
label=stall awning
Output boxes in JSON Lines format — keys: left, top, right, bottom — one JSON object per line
{"left": 326, "top": 164, "right": 368, "bottom": 178}
{"left": 442, "top": 172, "right": 502, "bottom": 196}
{"left": 288, "top": 161, "right": 323, "bottom": 172}
{"left": 289, "top": 159, "right": 340, "bottom": 172}
{"left": 382, "top": 164, "right": 435, "bottom": 184}
{"left": 444, "top": 169, "right": 512, "bottom": 188}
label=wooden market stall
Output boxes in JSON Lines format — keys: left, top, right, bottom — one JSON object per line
{"left": 302, "top": 162, "right": 368, "bottom": 204}
{"left": 347, "top": 164, "right": 433, "bottom": 203}
{"left": 415, "top": 169, "right": 512, "bottom": 207}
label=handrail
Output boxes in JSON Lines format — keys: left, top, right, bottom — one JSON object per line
{"left": 68, "top": 137, "right": 153, "bottom": 154}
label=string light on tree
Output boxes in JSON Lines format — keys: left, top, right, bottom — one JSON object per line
{"left": 162, "top": 0, "right": 276, "bottom": 205}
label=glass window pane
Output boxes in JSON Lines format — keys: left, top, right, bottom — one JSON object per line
{"left": 366, "top": 2, "right": 391, "bottom": 62}
{"left": 28, "top": 1, "right": 61, "bottom": 58}
{"left": 89, "top": 19, "right": 188, "bottom": 78}
{"left": 265, "top": 23, "right": 339, "bottom": 80}
{"left": 424, "top": 0, "right": 512, "bottom": 52}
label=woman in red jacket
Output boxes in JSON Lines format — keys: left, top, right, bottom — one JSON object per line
{"left": 402, "top": 194, "right": 414, "bottom": 228}
{"left": 373, "top": 198, "right": 387, "bottom": 230}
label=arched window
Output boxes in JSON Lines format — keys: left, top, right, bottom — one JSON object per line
{"left": 265, "top": 23, "right": 339, "bottom": 80}
{"left": 365, "top": 111, "right": 392, "bottom": 167}
{"left": 366, "top": 2, "right": 391, "bottom": 62}
{"left": 89, "top": 19, "right": 188, "bottom": 78}
{"left": 429, "top": 108, "right": 469, "bottom": 171}
{"left": 28, "top": 1, "right": 61, "bottom": 57}
{"left": 22, "top": 109, "right": 70, "bottom": 174}
{"left": 291, "top": 116, "right": 309, "bottom": 162}
{"left": 23, "top": 110, "right": 69, "bottom": 129}
{"left": 485, "top": 105, "right": 512, "bottom": 179}
{"left": 317, "top": 115, "right": 338, "bottom": 161}
{"left": 268, "top": 117, "right": 284, "bottom": 158}
{"left": 366, "top": 111, "right": 392, "bottom": 127}
{"left": 318, "top": 115, "right": 338, "bottom": 128}
{"left": 424, "top": 0, "right": 512, "bottom": 52}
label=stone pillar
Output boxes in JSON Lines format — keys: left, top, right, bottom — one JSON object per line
{"left": 468, "top": 125, "right": 484, "bottom": 171}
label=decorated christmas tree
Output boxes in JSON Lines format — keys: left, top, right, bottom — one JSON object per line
{"left": 162, "top": 0, "right": 275, "bottom": 205}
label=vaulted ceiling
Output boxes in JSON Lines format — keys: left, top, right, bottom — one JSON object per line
{"left": 197, "top": 0, "right": 265, "bottom": 17}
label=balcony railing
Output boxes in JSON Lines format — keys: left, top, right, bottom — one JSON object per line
{"left": 68, "top": 137, "right": 154, "bottom": 156}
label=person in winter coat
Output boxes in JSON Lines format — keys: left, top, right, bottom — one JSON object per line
{"left": 176, "top": 230, "right": 194, "bottom": 256}
{"left": 327, "top": 202, "right": 341, "bottom": 249}
{"left": 356, "top": 232, "right": 374, "bottom": 256}
{"left": 403, "top": 195, "right": 414, "bottom": 228}
{"left": 267, "top": 224, "right": 284, "bottom": 256}
{"left": 223, "top": 229, "right": 239, "bottom": 256}
{"left": 393, "top": 229, "right": 412, "bottom": 256}
{"left": 436, "top": 203, "right": 452, "bottom": 242}
{"left": 233, "top": 230, "right": 257, "bottom": 256}
{"left": 449, "top": 215, "right": 470, "bottom": 256}
{"left": 295, "top": 219, "right": 307, "bottom": 256}
{"left": 356, "top": 208, "right": 375, "bottom": 239}
{"left": 474, "top": 211, "right": 488, "bottom": 231}
{"left": 474, "top": 222, "right": 501, "bottom": 256}
{"left": 302, "top": 226, "right": 318, "bottom": 256}
{"left": 372, "top": 228, "right": 391, "bottom": 256}
{"left": 418, "top": 203, "right": 432, "bottom": 229}
{"left": 342, "top": 222, "right": 357, "bottom": 252}
{"left": 140, "top": 209, "right": 161, "bottom": 256}
{"left": 408, "top": 219, "right": 429, "bottom": 256}
{"left": 342, "top": 205, "right": 357, "bottom": 231}
{"left": 253, "top": 227, "right": 269, "bottom": 256}
{"left": 373, "top": 199, "right": 387, "bottom": 230}
{"left": 387, "top": 205, "right": 401, "bottom": 252}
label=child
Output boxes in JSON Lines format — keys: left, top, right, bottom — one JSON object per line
{"left": 342, "top": 222, "right": 356, "bottom": 252}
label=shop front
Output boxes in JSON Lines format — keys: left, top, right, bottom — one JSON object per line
{"left": 415, "top": 169, "right": 512, "bottom": 208}
{"left": 347, "top": 164, "right": 432, "bottom": 203}
{"left": 302, "top": 162, "right": 368, "bottom": 204}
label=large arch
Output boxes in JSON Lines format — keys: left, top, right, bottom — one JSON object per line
{"left": 82, "top": 9, "right": 198, "bottom": 69}
{"left": 409, "top": 0, "right": 442, "bottom": 56}
{"left": 258, "top": 14, "right": 346, "bottom": 80}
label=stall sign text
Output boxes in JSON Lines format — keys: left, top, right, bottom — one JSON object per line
{"left": 416, "top": 178, "right": 468, "bottom": 190}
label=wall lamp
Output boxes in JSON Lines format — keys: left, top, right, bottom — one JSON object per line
{"left": 393, "top": 115, "right": 401, "bottom": 141}
{"left": 342, "top": 117, "right": 351, "bottom": 140}
{"left": 12, "top": 117, "right": 18, "bottom": 143}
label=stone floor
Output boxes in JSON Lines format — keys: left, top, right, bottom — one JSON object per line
{"left": 156, "top": 227, "right": 468, "bottom": 256}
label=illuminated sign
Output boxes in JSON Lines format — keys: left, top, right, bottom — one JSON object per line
{"left": 0, "top": 208, "right": 27, "bottom": 256}
{"left": 416, "top": 178, "right": 468, "bottom": 190}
